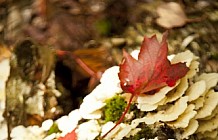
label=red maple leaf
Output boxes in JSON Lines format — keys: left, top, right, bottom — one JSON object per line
{"left": 119, "top": 31, "right": 189, "bottom": 94}
{"left": 101, "top": 32, "right": 189, "bottom": 139}
{"left": 59, "top": 129, "right": 77, "bottom": 140}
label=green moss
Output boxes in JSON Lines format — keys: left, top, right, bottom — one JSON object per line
{"left": 47, "top": 123, "right": 60, "bottom": 135}
{"left": 103, "top": 95, "right": 127, "bottom": 122}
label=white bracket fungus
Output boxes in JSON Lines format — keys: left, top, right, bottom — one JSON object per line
{"left": 137, "top": 82, "right": 179, "bottom": 105}
{"left": 196, "top": 73, "right": 218, "bottom": 91}
{"left": 165, "top": 76, "right": 188, "bottom": 103}
{"left": 137, "top": 97, "right": 167, "bottom": 112}
{"left": 181, "top": 119, "right": 199, "bottom": 139}
{"left": 76, "top": 120, "right": 101, "bottom": 140}
{"left": 196, "top": 113, "right": 218, "bottom": 133}
{"left": 101, "top": 122, "right": 122, "bottom": 139}
{"left": 170, "top": 50, "right": 198, "bottom": 67}
{"left": 156, "top": 96, "right": 188, "bottom": 122}
{"left": 186, "top": 80, "right": 206, "bottom": 102}
{"left": 197, "top": 130, "right": 218, "bottom": 139}
{"left": 168, "top": 104, "right": 197, "bottom": 128}
{"left": 186, "top": 61, "right": 199, "bottom": 78}
{"left": 195, "top": 90, "right": 218, "bottom": 119}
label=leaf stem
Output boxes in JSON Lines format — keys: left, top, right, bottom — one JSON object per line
{"left": 70, "top": 52, "right": 98, "bottom": 79}
{"left": 56, "top": 50, "right": 100, "bottom": 80}
{"left": 100, "top": 94, "right": 135, "bottom": 139}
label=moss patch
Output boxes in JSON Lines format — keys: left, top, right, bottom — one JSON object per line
{"left": 47, "top": 123, "right": 60, "bottom": 135}
{"left": 103, "top": 95, "right": 127, "bottom": 122}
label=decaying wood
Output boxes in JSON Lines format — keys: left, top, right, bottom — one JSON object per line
{"left": 5, "top": 39, "right": 61, "bottom": 137}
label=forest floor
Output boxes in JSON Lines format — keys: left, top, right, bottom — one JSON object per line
{"left": 0, "top": 0, "right": 218, "bottom": 139}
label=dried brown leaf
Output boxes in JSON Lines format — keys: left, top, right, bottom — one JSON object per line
{"left": 156, "top": 2, "right": 187, "bottom": 29}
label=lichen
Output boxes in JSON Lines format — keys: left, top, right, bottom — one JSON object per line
{"left": 102, "top": 95, "right": 127, "bottom": 122}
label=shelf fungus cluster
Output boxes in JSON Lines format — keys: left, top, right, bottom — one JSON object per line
{"left": 60, "top": 50, "right": 218, "bottom": 140}
{"left": 0, "top": 44, "right": 218, "bottom": 139}
{"left": 132, "top": 50, "right": 218, "bottom": 139}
